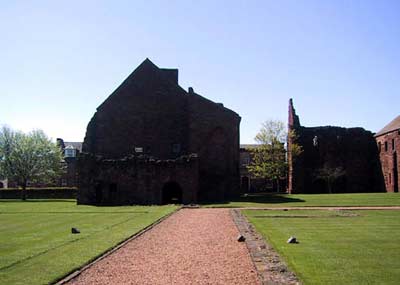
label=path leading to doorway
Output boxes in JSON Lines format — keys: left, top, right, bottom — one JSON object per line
{"left": 66, "top": 209, "right": 260, "bottom": 285}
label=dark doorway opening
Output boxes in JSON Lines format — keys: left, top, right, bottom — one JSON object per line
{"left": 109, "top": 183, "right": 117, "bottom": 204}
{"left": 0, "top": 182, "right": 3, "bottom": 188}
{"left": 162, "top": 181, "right": 183, "bottom": 204}
{"left": 241, "top": 176, "right": 250, "bottom": 192}
{"left": 95, "top": 182, "right": 103, "bottom": 205}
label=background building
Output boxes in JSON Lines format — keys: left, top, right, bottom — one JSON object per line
{"left": 56, "top": 139, "right": 82, "bottom": 187}
{"left": 375, "top": 116, "right": 400, "bottom": 193}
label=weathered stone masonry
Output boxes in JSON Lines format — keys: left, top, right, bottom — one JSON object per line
{"left": 375, "top": 115, "right": 400, "bottom": 193}
{"left": 78, "top": 59, "right": 241, "bottom": 205}
{"left": 287, "top": 99, "right": 384, "bottom": 194}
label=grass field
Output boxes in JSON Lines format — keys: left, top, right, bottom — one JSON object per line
{"left": 244, "top": 209, "right": 400, "bottom": 285}
{"left": 204, "top": 192, "right": 400, "bottom": 208}
{"left": 0, "top": 200, "right": 177, "bottom": 285}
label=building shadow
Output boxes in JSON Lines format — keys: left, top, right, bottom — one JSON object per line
{"left": 0, "top": 199, "right": 75, "bottom": 203}
{"left": 201, "top": 192, "right": 305, "bottom": 206}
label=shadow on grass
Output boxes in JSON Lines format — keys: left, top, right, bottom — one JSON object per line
{"left": 202, "top": 192, "right": 305, "bottom": 207}
{"left": 0, "top": 199, "right": 76, "bottom": 203}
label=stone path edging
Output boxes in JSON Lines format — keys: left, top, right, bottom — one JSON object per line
{"left": 55, "top": 207, "right": 181, "bottom": 285}
{"left": 231, "top": 209, "right": 300, "bottom": 285}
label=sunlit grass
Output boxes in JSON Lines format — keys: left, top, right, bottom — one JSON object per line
{"left": 0, "top": 200, "right": 177, "bottom": 285}
{"left": 244, "top": 209, "right": 400, "bottom": 284}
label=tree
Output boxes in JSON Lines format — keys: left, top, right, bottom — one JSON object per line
{"left": 0, "top": 126, "right": 63, "bottom": 200}
{"left": 247, "top": 120, "right": 288, "bottom": 192}
{"left": 314, "top": 165, "right": 345, "bottom": 194}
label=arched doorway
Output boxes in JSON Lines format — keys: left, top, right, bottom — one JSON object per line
{"left": 162, "top": 181, "right": 183, "bottom": 204}
{"left": 94, "top": 182, "right": 103, "bottom": 205}
{"left": 241, "top": 176, "right": 249, "bottom": 192}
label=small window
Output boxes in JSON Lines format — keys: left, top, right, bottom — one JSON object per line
{"left": 313, "top": 136, "right": 318, "bottom": 147}
{"left": 64, "top": 146, "right": 76, "bottom": 158}
{"left": 392, "top": 139, "right": 395, "bottom": 150}
{"left": 172, "top": 143, "right": 181, "bottom": 154}
{"left": 385, "top": 141, "right": 388, "bottom": 152}
{"left": 378, "top": 142, "right": 382, "bottom": 153}
{"left": 242, "top": 157, "right": 250, "bottom": 166}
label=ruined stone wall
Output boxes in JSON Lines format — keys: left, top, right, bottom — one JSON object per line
{"left": 376, "top": 131, "right": 400, "bottom": 192}
{"left": 288, "top": 99, "right": 384, "bottom": 194}
{"left": 78, "top": 154, "right": 198, "bottom": 205}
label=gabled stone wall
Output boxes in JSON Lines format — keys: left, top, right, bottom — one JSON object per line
{"left": 78, "top": 59, "right": 240, "bottom": 204}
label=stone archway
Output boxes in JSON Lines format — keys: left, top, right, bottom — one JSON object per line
{"left": 241, "top": 176, "right": 250, "bottom": 192}
{"left": 162, "top": 181, "right": 183, "bottom": 204}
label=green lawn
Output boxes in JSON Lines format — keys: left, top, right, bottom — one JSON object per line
{"left": 244, "top": 209, "right": 400, "bottom": 285}
{"left": 204, "top": 192, "right": 400, "bottom": 208}
{"left": 0, "top": 200, "right": 177, "bottom": 285}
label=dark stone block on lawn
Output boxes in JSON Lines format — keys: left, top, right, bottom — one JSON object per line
{"left": 71, "top": 227, "right": 80, "bottom": 234}
{"left": 237, "top": 234, "right": 246, "bottom": 242}
{"left": 287, "top": 236, "right": 298, "bottom": 244}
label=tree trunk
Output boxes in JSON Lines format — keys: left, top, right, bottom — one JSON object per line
{"left": 21, "top": 180, "right": 27, "bottom": 201}
{"left": 327, "top": 180, "right": 332, "bottom": 194}
{"left": 276, "top": 178, "right": 280, "bottom": 193}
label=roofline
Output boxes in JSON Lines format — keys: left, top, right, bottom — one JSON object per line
{"left": 374, "top": 129, "right": 399, "bottom": 138}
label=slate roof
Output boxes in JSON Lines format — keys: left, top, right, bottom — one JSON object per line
{"left": 64, "top": 142, "right": 83, "bottom": 152}
{"left": 240, "top": 144, "right": 260, "bottom": 149}
{"left": 374, "top": 115, "right": 400, "bottom": 137}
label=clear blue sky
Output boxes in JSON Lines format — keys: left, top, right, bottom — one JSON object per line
{"left": 1, "top": 0, "right": 399, "bottom": 143}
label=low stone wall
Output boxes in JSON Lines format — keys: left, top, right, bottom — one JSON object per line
{"left": 0, "top": 188, "right": 77, "bottom": 199}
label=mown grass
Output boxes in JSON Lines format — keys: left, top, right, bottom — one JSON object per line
{"left": 0, "top": 200, "right": 177, "bottom": 285}
{"left": 203, "top": 192, "right": 400, "bottom": 208}
{"left": 244, "top": 209, "right": 400, "bottom": 285}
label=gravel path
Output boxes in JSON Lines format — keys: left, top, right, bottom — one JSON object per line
{"left": 67, "top": 209, "right": 260, "bottom": 285}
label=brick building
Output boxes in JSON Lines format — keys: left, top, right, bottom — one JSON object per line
{"left": 287, "top": 99, "right": 384, "bottom": 194}
{"left": 78, "top": 59, "right": 241, "bottom": 205}
{"left": 374, "top": 115, "right": 400, "bottom": 192}
{"left": 56, "top": 138, "right": 82, "bottom": 187}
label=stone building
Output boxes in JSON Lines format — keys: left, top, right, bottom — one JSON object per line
{"left": 78, "top": 59, "right": 241, "bottom": 205}
{"left": 374, "top": 115, "right": 400, "bottom": 192}
{"left": 287, "top": 99, "right": 384, "bottom": 194}
{"left": 56, "top": 138, "right": 82, "bottom": 187}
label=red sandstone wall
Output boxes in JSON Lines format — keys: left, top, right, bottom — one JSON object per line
{"left": 287, "top": 99, "right": 384, "bottom": 194}
{"left": 376, "top": 131, "right": 400, "bottom": 192}
{"left": 79, "top": 59, "right": 241, "bottom": 204}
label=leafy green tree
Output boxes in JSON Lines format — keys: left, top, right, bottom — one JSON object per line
{"left": 0, "top": 126, "right": 63, "bottom": 200}
{"left": 247, "top": 120, "right": 288, "bottom": 192}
